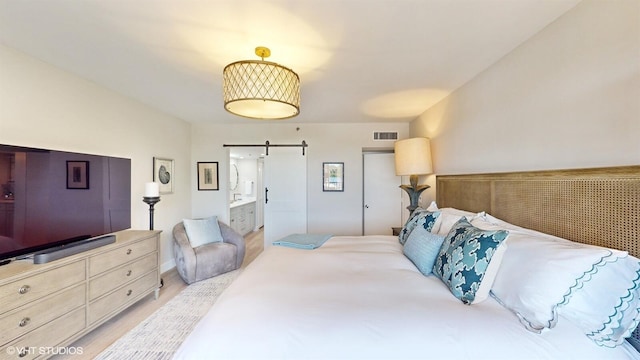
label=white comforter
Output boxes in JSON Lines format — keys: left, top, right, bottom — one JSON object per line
{"left": 174, "top": 236, "right": 640, "bottom": 360}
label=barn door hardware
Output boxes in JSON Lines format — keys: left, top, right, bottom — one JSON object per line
{"left": 223, "top": 140, "right": 308, "bottom": 156}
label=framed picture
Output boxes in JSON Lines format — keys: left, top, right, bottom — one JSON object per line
{"left": 197, "top": 162, "right": 219, "bottom": 191}
{"left": 153, "top": 157, "right": 174, "bottom": 194}
{"left": 66, "top": 161, "right": 89, "bottom": 189}
{"left": 323, "top": 162, "right": 344, "bottom": 192}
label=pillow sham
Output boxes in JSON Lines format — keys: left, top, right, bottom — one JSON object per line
{"left": 558, "top": 254, "right": 640, "bottom": 347}
{"left": 398, "top": 208, "right": 440, "bottom": 245}
{"left": 403, "top": 228, "right": 446, "bottom": 276}
{"left": 426, "top": 201, "right": 480, "bottom": 236}
{"left": 433, "top": 217, "right": 509, "bottom": 305}
{"left": 476, "top": 213, "right": 639, "bottom": 344}
{"left": 183, "top": 216, "right": 224, "bottom": 248}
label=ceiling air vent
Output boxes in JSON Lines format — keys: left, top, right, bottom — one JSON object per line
{"left": 373, "top": 132, "right": 398, "bottom": 141}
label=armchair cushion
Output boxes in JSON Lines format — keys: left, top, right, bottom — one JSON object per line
{"left": 183, "top": 216, "right": 224, "bottom": 248}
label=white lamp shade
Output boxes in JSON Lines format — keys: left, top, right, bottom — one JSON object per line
{"left": 394, "top": 137, "right": 433, "bottom": 176}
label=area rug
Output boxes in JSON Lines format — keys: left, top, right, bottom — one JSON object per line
{"left": 95, "top": 269, "right": 241, "bottom": 360}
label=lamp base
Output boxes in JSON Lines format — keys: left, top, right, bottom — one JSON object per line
{"left": 400, "top": 175, "right": 430, "bottom": 214}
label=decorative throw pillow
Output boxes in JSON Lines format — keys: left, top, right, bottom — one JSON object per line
{"left": 183, "top": 216, "right": 224, "bottom": 248}
{"left": 403, "top": 229, "right": 446, "bottom": 276}
{"left": 433, "top": 217, "right": 509, "bottom": 305}
{"left": 398, "top": 208, "right": 440, "bottom": 245}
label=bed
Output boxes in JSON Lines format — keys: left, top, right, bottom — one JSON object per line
{"left": 174, "top": 166, "right": 640, "bottom": 359}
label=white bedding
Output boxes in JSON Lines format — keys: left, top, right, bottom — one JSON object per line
{"left": 174, "top": 235, "right": 640, "bottom": 360}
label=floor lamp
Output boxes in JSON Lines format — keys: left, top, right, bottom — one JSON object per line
{"left": 394, "top": 137, "right": 433, "bottom": 215}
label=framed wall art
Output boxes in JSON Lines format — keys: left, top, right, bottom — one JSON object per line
{"left": 153, "top": 157, "right": 174, "bottom": 194}
{"left": 323, "top": 162, "right": 344, "bottom": 192}
{"left": 66, "top": 161, "right": 90, "bottom": 189}
{"left": 197, "top": 161, "right": 219, "bottom": 191}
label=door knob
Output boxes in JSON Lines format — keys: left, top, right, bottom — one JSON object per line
{"left": 364, "top": 205, "right": 369, "bottom": 208}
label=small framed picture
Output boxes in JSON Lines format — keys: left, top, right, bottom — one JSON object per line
{"left": 323, "top": 162, "right": 344, "bottom": 192}
{"left": 67, "top": 161, "right": 90, "bottom": 189}
{"left": 197, "top": 162, "right": 219, "bottom": 191}
{"left": 153, "top": 157, "right": 174, "bottom": 194}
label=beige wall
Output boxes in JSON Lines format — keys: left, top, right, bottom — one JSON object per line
{"left": 0, "top": 43, "right": 409, "bottom": 270}
{"left": 0, "top": 45, "right": 192, "bottom": 271}
{"left": 190, "top": 122, "right": 409, "bottom": 236}
{"left": 411, "top": 0, "right": 640, "bottom": 204}
{"left": 7, "top": 0, "right": 632, "bottom": 266}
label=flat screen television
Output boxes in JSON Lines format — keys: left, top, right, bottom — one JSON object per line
{"left": 0, "top": 144, "right": 131, "bottom": 263}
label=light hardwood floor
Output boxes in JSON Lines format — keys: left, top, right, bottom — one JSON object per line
{"left": 58, "top": 228, "right": 264, "bottom": 359}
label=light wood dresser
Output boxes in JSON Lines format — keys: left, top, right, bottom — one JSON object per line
{"left": 0, "top": 230, "right": 161, "bottom": 359}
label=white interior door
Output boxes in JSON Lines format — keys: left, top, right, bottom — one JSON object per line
{"left": 256, "top": 158, "right": 264, "bottom": 229}
{"left": 363, "top": 152, "right": 402, "bottom": 235}
{"left": 263, "top": 148, "right": 307, "bottom": 247}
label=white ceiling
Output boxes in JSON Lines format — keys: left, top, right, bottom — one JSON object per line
{"left": 0, "top": 0, "right": 581, "bottom": 125}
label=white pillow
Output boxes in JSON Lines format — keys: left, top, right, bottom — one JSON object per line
{"left": 474, "top": 213, "right": 638, "bottom": 343}
{"left": 183, "top": 216, "right": 224, "bottom": 248}
{"left": 426, "top": 201, "right": 479, "bottom": 235}
{"left": 559, "top": 253, "right": 640, "bottom": 347}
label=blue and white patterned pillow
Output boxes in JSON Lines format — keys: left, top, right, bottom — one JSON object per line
{"left": 433, "top": 217, "right": 509, "bottom": 304}
{"left": 398, "top": 208, "right": 440, "bottom": 245}
{"left": 403, "top": 228, "right": 446, "bottom": 276}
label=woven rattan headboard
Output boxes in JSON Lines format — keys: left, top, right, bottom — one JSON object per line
{"left": 436, "top": 166, "right": 640, "bottom": 257}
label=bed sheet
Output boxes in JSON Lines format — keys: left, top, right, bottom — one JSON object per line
{"left": 174, "top": 235, "right": 640, "bottom": 360}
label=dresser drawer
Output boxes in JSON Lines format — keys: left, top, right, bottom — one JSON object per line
{"left": 89, "top": 253, "right": 157, "bottom": 301}
{"left": 0, "top": 261, "right": 85, "bottom": 315}
{"left": 0, "top": 284, "right": 85, "bottom": 345}
{"left": 88, "top": 271, "right": 158, "bottom": 324}
{"left": 0, "top": 307, "right": 85, "bottom": 360}
{"left": 89, "top": 237, "right": 157, "bottom": 276}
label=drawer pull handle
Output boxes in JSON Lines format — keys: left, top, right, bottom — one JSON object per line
{"left": 18, "top": 348, "right": 28, "bottom": 358}
{"left": 126, "top": 249, "right": 132, "bottom": 255}
{"left": 18, "top": 285, "right": 31, "bottom": 295}
{"left": 19, "top": 317, "right": 31, "bottom": 327}
{"left": 126, "top": 289, "right": 133, "bottom": 296}
{"left": 126, "top": 270, "right": 132, "bottom": 276}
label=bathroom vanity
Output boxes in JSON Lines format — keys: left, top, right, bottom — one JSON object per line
{"left": 229, "top": 198, "right": 256, "bottom": 236}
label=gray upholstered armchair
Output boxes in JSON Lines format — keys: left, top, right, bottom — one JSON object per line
{"left": 172, "top": 220, "right": 245, "bottom": 284}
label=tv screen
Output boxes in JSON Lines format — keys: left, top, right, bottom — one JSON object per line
{"left": 0, "top": 144, "right": 131, "bottom": 262}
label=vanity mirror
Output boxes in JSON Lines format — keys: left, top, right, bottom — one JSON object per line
{"left": 230, "top": 163, "right": 239, "bottom": 191}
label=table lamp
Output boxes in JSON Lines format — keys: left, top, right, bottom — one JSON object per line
{"left": 394, "top": 137, "right": 433, "bottom": 214}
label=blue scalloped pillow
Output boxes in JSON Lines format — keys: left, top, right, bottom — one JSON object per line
{"left": 398, "top": 208, "right": 440, "bottom": 245}
{"left": 403, "top": 228, "right": 445, "bottom": 276}
{"left": 433, "top": 217, "right": 508, "bottom": 304}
